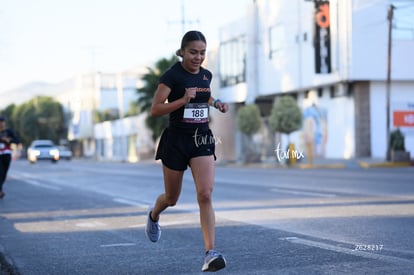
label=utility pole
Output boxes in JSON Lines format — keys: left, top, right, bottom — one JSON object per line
{"left": 168, "top": 0, "right": 199, "bottom": 38}
{"left": 181, "top": 0, "right": 186, "bottom": 35}
{"left": 117, "top": 73, "right": 126, "bottom": 162}
{"left": 386, "top": 4, "right": 395, "bottom": 161}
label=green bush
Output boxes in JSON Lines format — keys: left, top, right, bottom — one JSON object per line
{"left": 269, "top": 95, "right": 302, "bottom": 134}
{"left": 237, "top": 104, "right": 261, "bottom": 136}
{"left": 390, "top": 128, "right": 405, "bottom": 151}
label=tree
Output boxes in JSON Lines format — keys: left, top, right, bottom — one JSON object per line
{"left": 94, "top": 109, "right": 120, "bottom": 122}
{"left": 0, "top": 104, "right": 17, "bottom": 131}
{"left": 237, "top": 104, "right": 261, "bottom": 135}
{"left": 390, "top": 128, "right": 405, "bottom": 151}
{"left": 269, "top": 95, "right": 302, "bottom": 164}
{"left": 124, "top": 101, "right": 141, "bottom": 117}
{"left": 237, "top": 104, "right": 262, "bottom": 163}
{"left": 35, "top": 96, "right": 65, "bottom": 141}
{"left": 389, "top": 128, "right": 410, "bottom": 162}
{"left": 13, "top": 102, "right": 37, "bottom": 146}
{"left": 136, "top": 55, "right": 179, "bottom": 141}
{"left": 269, "top": 95, "right": 302, "bottom": 140}
{"left": 12, "top": 96, "right": 65, "bottom": 146}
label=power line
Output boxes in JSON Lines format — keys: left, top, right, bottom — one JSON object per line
{"left": 167, "top": 0, "right": 199, "bottom": 36}
{"left": 393, "top": 3, "right": 414, "bottom": 9}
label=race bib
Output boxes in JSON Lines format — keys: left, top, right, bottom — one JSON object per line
{"left": 183, "top": 103, "right": 209, "bottom": 123}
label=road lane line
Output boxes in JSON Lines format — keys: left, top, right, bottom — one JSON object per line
{"left": 112, "top": 198, "right": 148, "bottom": 208}
{"left": 271, "top": 188, "right": 337, "bottom": 198}
{"left": 24, "top": 179, "right": 61, "bottom": 191}
{"left": 280, "top": 237, "right": 414, "bottom": 266}
{"left": 100, "top": 243, "right": 136, "bottom": 248}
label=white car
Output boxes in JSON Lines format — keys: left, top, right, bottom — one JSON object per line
{"left": 27, "top": 139, "right": 59, "bottom": 163}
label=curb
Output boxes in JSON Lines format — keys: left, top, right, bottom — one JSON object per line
{"left": 358, "top": 161, "right": 412, "bottom": 169}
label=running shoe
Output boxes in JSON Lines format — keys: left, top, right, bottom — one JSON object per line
{"left": 202, "top": 250, "right": 226, "bottom": 272}
{"left": 145, "top": 209, "right": 161, "bottom": 242}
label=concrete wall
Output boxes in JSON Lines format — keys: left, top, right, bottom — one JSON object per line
{"left": 212, "top": 0, "right": 414, "bottom": 161}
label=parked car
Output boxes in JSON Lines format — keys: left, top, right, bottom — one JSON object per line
{"left": 27, "top": 139, "right": 59, "bottom": 163}
{"left": 57, "top": 145, "right": 72, "bottom": 160}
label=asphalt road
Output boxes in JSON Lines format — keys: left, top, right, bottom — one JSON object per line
{"left": 1, "top": 159, "right": 414, "bottom": 274}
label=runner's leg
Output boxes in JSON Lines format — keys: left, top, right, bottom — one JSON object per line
{"left": 189, "top": 155, "right": 216, "bottom": 251}
{"left": 151, "top": 165, "right": 184, "bottom": 220}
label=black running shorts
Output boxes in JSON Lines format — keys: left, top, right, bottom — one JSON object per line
{"left": 155, "top": 127, "right": 216, "bottom": 171}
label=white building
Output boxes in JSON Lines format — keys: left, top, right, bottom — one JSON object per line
{"left": 94, "top": 113, "right": 154, "bottom": 162}
{"left": 62, "top": 71, "right": 139, "bottom": 157}
{"left": 209, "top": 0, "right": 414, "bottom": 162}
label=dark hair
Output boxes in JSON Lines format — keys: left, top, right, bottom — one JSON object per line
{"left": 176, "top": 30, "right": 207, "bottom": 57}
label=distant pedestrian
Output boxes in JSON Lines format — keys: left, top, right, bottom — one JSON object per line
{"left": 145, "top": 30, "right": 229, "bottom": 272}
{"left": 0, "top": 116, "right": 19, "bottom": 198}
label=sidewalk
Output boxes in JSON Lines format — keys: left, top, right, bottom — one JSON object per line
{"left": 219, "top": 157, "right": 414, "bottom": 169}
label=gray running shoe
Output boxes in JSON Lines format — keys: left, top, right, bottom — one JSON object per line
{"left": 202, "top": 250, "right": 226, "bottom": 272}
{"left": 145, "top": 209, "right": 161, "bottom": 242}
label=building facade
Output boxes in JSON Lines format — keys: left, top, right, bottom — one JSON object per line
{"left": 94, "top": 113, "right": 154, "bottom": 162}
{"left": 209, "top": 0, "right": 414, "bottom": 162}
{"left": 62, "top": 71, "right": 139, "bottom": 157}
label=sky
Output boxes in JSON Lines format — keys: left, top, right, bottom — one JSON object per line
{"left": 0, "top": 0, "right": 251, "bottom": 94}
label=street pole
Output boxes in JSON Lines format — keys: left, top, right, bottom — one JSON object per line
{"left": 386, "top": 4, "right": 394, "bottom": 161}
{"left": 181, "top": 0, "right": 185, "bottom": 35}
{"left": 117, "top": 73, "right": 126, "bottom": 162}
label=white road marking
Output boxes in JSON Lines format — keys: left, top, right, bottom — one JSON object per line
{"left": 24, "top": 179, "right": 61, "bottom": 191}
{"left": 100, "top": 243, "right": 136, "bottom": 248}
{"left": 112, "top": 198, "right": 148, "bottom": 208}
{"left": 128, "top": 223, "right": 144, "bottom": 228}
{"left": 271, "top": 188, "right": 337, "bottom": 198}
{"left": 75, "top": 221, "right": 106, "bottom": 228}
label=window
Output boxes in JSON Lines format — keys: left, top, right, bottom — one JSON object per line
{"left": 269, "top": 24, "right": 285, "bottom": 59}
{"left": 392, "top": 0, "right": 414, "bottom": 40}
{"left": 219, "top": 36, "right": 246, "bottom": 87}
{"left": 100, "top": 74, "right": 117, "bottom": 89}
